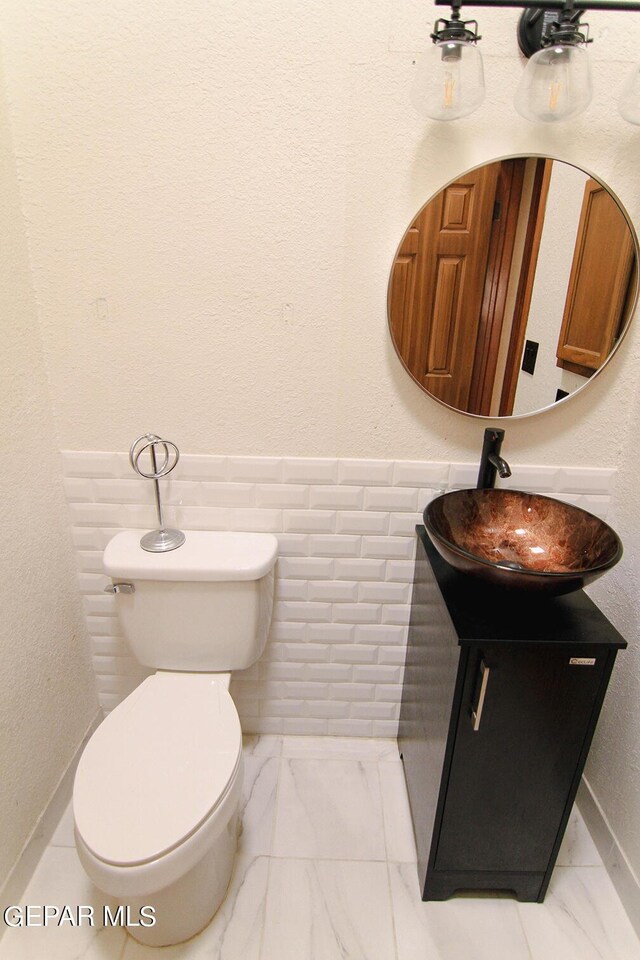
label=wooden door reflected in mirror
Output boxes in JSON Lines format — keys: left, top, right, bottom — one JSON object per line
{"left": 388, "top": 157, "right": 638, "bottom": 419}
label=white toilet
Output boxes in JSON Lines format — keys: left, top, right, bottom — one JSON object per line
{"left": 73, "top": 529, "right": 278, "bottom": 947}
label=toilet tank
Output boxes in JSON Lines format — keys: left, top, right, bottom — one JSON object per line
{"left": 103, "top": 531, "right": 278, "bottom": 671}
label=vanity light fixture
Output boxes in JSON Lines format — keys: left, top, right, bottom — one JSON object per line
{"left": 413, "top": 0, "right": 640, "bottom": 123}
{"left": 514, "top": 3, "right": 592, "bottom": 121}
{"left": 411, "top": 0, "right": 485, "bottom": 120}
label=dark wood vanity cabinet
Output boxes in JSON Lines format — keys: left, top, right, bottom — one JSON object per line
{"left": 398, "top": 527, "right": 626, "bottom": 903}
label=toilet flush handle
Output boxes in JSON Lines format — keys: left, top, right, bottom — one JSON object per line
{"left": 104, "top": 582, "right": 135, "bottom": 594}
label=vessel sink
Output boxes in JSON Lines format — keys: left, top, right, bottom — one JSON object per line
{"left": 424, "top": 489, "right": 622, "bottom": 595}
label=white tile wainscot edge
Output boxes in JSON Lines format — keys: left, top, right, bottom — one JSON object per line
{"left": 61, "top": 452, "right": 616, "bottom": 734}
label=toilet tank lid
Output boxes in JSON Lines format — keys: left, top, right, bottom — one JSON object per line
{"left": 104, "top": 530, "right": 278, "bottom": 581}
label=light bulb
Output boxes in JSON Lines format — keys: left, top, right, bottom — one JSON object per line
{"left": 618, "top": 62, "right": 640, "bottom": 125}
{"left": 411, "top": 40, "right": 485, "bottom": 121}
{"left": 514, "top": 43, "right": 592, "bottom": 123}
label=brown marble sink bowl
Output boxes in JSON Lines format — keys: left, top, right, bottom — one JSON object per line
{"left": 424, "top": 489, "right": 622, "bottom": 595}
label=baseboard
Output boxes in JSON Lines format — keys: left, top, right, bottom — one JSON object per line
{"left": 0, "top": 709, "right": 102, "bottom": 932}
{"left": 577, "top": 775, "right": 640, "bottom": 939}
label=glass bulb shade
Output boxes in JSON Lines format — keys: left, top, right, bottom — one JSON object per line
{"left": 514, "top": 44, "right": 592, "bottom": 123}
{"left": 618, "top": 63, "right": 640, "bottom": 125}
{"left": 411, "top": 41, "right": 485, "bottom": 121}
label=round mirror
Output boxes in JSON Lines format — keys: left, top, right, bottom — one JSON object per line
{"left": 388, "top": 156, "right": 638, "bottom": 418}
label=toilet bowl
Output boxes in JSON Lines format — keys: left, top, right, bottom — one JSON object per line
{"left": 73, "top": 530, "right": 278, "bottom": 946}
{"left": 74, "top": 672, "right": 243, "bottom": 946}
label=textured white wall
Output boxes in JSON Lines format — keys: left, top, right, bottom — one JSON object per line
{"left": 0, "top": 51, "right": 98, "bottom": 887}
{"left": 1, "top": 0, "right": 640, "bottom": 465}
{"left": 1, "top": 0, "right": 640, "bottom": 886}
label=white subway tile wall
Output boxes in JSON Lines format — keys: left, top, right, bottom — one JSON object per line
{"left": 62, "top": 453, "right": 616, "bottom": 737}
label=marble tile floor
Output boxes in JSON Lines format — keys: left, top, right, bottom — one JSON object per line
{"left": 1, "top": 735, "right": 639, "bottom": 960}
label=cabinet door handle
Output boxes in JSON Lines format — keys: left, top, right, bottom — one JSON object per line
{"left": 471, "top": 660, "right": 490, "bottom": 731}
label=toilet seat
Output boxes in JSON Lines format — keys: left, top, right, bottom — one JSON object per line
{"left": 73, "top": 672, "right": 242, "bottom": 867}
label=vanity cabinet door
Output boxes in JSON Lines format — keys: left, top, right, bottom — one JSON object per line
{"left": 434, "top": 643, "right": 608, "bottom": 875}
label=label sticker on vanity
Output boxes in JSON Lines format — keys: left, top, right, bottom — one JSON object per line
{"left": 569, "top": 657, "right": 597, "bottom": 666}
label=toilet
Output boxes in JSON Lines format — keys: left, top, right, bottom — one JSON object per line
{"left": 72, "top": 529, "right": 278, "bottom": 947}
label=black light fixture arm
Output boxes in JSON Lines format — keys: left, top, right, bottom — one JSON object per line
{"left": 435, "top": 0, "right": 640, "bottom": 10}
{"left": 434, "top": 0, "right": 640, "bottom": 57}
{"left": 432, "top": 0, "right": 482, "bottom": 43}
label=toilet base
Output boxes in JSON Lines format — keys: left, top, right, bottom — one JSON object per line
{"left": 124, "top": 810, "right": 238, "bottom": 947}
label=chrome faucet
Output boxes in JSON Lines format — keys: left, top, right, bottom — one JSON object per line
{"left": 477, "top": 428, "right": 512, "bottom": 489}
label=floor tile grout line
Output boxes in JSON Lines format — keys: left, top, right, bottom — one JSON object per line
{"left": 275, "top": 754, "right": 397, "bottom": 765}
{"left": 258, "top": 742, "right": 288, "bottom": 960}
{"left": 555, "top": 864, "right": 606, "bottom": 870}
{"left": 256, "top": 850, "right": 274, "bottom": 960}
{"left": 117, "top": 934, "right": 129, "bottom": 960}
{"left": 512, "top": 897, "right": 536, "bottom": 960}
{"left": 384, "top": 859, "right": 402, "bottom": 960}
{"left": 376, "top": 759, "right": 392, "bottom": 865}
{"left": 263, "top": 852, "right": 414, "bottom": 863}
{"left": 266, "top": 750, "right": 285, "bottom": 859}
